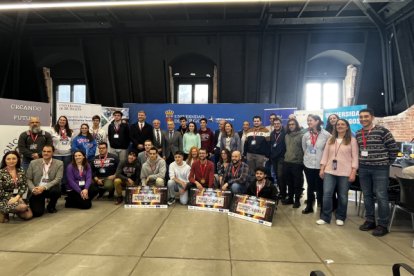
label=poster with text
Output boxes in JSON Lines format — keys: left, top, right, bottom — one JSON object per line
{"left": 323, "top": 105, "right": 367, "bottom": 134}
{"left": 228, "top": 194, "right": 276, "bottom": 226}
{"left": 188, "top": 188, "right": 232, "bottom": 213}
{"left": 294, "top": 109, "right": 324, "bottom": 129}
{"left": 56, "top": 102, "right": 102, "bottom": 133}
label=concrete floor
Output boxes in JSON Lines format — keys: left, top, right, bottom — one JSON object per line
{"left": 0, "top": 198, "right": 413, "bottom": 276}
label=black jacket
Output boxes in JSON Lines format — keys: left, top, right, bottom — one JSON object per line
{"left": 270, "top": 128, "right": 286, "bottom": 160}
{"left": 246, "top": 179, "right": 278, "bottom": 201}
{"left": 129, "top": 122, "right": 154, "bottom": 152}
{"left": 108, "top": 122, "right": 130, "bottom": 149}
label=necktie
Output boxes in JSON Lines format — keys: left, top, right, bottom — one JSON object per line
{"left": 139, "top": 123, "right": 143, "bottom": 130}
{"left": 156, "top": 129, "right": 160, "bottom": 144}
{"left": 169, "top": 131, "right": 173, "bottom": 139}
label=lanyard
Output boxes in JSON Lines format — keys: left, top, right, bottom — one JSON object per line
{"left": 274, "top": 131, "right": 281, "bottom": 143}
{"left": 43, "top": 160, "right": 52, "bottom": 177}
{"left": 30, "top": 132, "right": 38, "bottom": 142}
{"left": 310, "top": 131, "right": 319, "bottom": 147}
{"left": 99, "top": 154, "right": 107, "bottom": 168}
{"left": 253, "top": 128, "right": 260, "bottom": 140}
{"left": 334, "top": 139, "right": 343, "bottom": 158}
{"left": 113, "top": 123, "right": 120, "bottom": 133}
{"left": 361, "top": 126, "right": 374, "bottom": 149}
{"left": 78, "top": 166, "right": 84, "bottom": 178}
{"left": 231, "top": 164, "right": 240, "bottom": 178}
{"left": 60, "top": 128, "right": 67, "bottom": 139}
{"left": 199, "top": 162, "right": 207, "bottom": 178}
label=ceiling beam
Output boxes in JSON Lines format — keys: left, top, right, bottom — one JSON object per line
{"left": 297, "top": 0, "right": 310, "bottom": 18}
{"left": 336, "top": 0, "right": 352, "bottom": 17}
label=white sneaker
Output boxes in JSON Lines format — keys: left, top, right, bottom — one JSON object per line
{"left": 316, "top": 219, "right": 327, "bottom": 225}
{"left": 336, "top": 219, "right": 344, "bottom": 226}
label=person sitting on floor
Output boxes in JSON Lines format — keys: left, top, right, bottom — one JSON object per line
{"left": 65, "top": 150, "right": 99, "bottom": 209}
{"left": 246, "top": 166, "right": 278, "bottom": 201}
{"left": 26, "top": 145, "right": 63, "bottom": 216}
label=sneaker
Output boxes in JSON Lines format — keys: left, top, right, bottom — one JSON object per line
{"left": 372, "top": 225, "right": 389, "bottom": 237}
{"left": 167, "top": 198, "right": 176, "bottom": 206}
{"left": 336, "top": 219, "right": 344, "bottom": 226}
{"left": 316, "top": 219, "right": 328, "bottom": 225}
{"left": 115, "top": 196, "right": 124, "bottom": 205}
{"left": 359, "top": 221, "right": 376, "bottom": 231}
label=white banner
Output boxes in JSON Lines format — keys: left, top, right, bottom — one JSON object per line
{"left": 56, "top": 102, "right": 102, "bottom": 134}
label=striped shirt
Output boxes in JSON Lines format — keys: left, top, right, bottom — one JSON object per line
{"left": 355, "top": 125, "right": 398, "bottom": 168}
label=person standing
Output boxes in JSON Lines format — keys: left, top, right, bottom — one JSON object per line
{"left": 183, "top": 122, "right": 201, "bottom": 157}
{"left": 164, "top": 120, "right": 182, "bottom": 165}
{"left": 130, "top": 110, "right": 154, "bottom": 153}
{"left": 108, "top": 111, "right": 130, "bottom": 163}
{"left": 282, "top": 119, "right": 304, "bottom": 208}
{"left": 71, "top": 123, "right": 97, "bottom": 162}
{"left": 356, "top": 108, "right": 398, "bottom": 236}
{"left": 91, "top": 115, "right": 107, "bottom": 155}
{"left": 18, "top": 116, "right": 53, "bottom": 170}
{"left": 325, "top": 114, "right": 339, "bottom": 134}
{"left": 270, "top": 117, "right": 286, "bottom": 197}
{"left": 244, "top": 116, "right": 270, "bottom": 173}
{"left": 220, "top": 122, "right": 241, "bottom": 153}
{"left": 199, "top": 118, "right": 215, "bottom": 158}
{"left": 26, "top": 145, "right": 63, "bottom": 216}
{"left": 152, "top": 119, "right": 166, "bottom": 157}
{"left": 0, "top": 151, "right": 33, "bottom": 222}
{"left": 266, "top": 113, "right": 277, "bottom": 133}
{"left": 177, "top": 116, "right": 188, "bottom": 136}
{"left": 238, "top": 121, "right": 250, "bottom": 153}
{"left": 317, "top": 119, "right": 358, "bottom": 226}
{"left": 51, "top": 115, "right": 73, "bottom": 192}
{"left": 301, "top": 114, "right": 331, "bottom": 214}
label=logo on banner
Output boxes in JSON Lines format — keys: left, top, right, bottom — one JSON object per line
{"left": 165, "top": 109, "right": 174, "bottom": 122}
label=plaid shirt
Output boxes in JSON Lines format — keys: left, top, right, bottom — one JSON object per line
{"left": 223, "top": 162, "right": 249, "bottom": 187}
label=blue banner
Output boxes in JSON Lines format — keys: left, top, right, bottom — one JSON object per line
{"left": 323, "top": 105, "right": 367, "bottom": 134}
{"left": 123, "top": 104, "right": 278, "bottom": 131}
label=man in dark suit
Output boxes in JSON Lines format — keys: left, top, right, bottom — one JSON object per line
{"left": 164, "top": 120, "right": 183, "bottom": 165}
{"left": 238, "top": 121, "right": 250, "bottom": 156}
{"left": 26, "top": 145, "right": 63, "bottom": 216}
{"left": 152, "top": 119, "right": 167, "bottom": 157}
{"left": 129, "top": 110, "right": 154, "bottom": 153}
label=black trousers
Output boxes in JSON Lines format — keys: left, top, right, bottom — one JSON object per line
{"left": 65, "top": 184, "right": 99, "bottom": 209}
{"left": 283, "top": 162, "right": 304, "bottom": 202}
{"left": 271, "top": 157, "right": 284, "bottom": 196}
{"left": 29, "top": 185, "right": 61, "bottom": 217}
{"left": 304, "top": 167, "right": 324, "bottom": 208}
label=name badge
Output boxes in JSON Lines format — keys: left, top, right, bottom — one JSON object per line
{"left": 273, "top": 143, "right": 277, "bottom": 148}
{"left": 29, "top": 144, "right": 37, "bottom": 150}
{"left": 79, "top": 180, "right": 85, "bottom": 186}
{"left": 40, "top": 178, "right": 49, "bottom": 186}
{"left": 99, "top": 168, "right": 106, "bottom": 174}
{"left": 61, "top": 141, "right": 68, "bottom": 145}
{"left": 361, "top": 150, "right": 368, "bottom": 157}
{"left": 13, "top": 188, "right": 18, "bottom": 194}
{"left": 332, "top": 160, "right": 338, "bottom": 170}
{"left": 251, "top": 140, "right": 256, "bottom": 145}
{"left": 113, "top": 134, "right": 119, "bottom": 139}
{"left": 309, "top": 148, "right": 317, "bottom": 154}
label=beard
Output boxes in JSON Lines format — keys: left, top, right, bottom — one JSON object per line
{"left": 30, "top": 126, "right": 41, "bottom": 134}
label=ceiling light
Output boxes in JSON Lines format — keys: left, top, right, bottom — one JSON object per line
{"left": 0, "top": 0, "right": 296, "bottom": 11}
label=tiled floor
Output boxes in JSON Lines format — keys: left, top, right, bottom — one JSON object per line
{"left": 1, "top": 198, "right": 413, "bottom": 276}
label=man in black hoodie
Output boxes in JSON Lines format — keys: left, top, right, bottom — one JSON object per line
{"left": 246, "top": 166, "right": 278, "bottom": 201}
{"left": 108, "top": 111, "right": 130, "bottom": 163}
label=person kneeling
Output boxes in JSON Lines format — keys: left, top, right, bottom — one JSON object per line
{"left": 92, "top": 142, "right": 119, "bottom": 199}
{"left": 221, "top": 151, "right": 249, "bottom": 194}
{"left": 167, "top": 151, "right": 191, "bottom": 205}
{"left": 65, "top": 151, "right": 98, "bottom": 209}
{"left": 246, "top": 166, "right": 278, "bottom": 201}
{"left": 141, "top": 147, "right": 166, "bottom": 187}
{"left": 114, "top": 151, "right": 141, "bottom": 205}
{"left": 26, "top": 145, "right": 63, "bottom": 217}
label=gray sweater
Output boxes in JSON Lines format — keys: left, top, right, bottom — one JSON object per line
{"left": 140, "top": 155, "right": 167, "bottom": 181}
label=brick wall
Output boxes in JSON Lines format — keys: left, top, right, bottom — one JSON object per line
{"left": 375, "top": 105, "right": 414, "bottom": 142}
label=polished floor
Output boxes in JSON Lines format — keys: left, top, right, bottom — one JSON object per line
{"left": 0, "top": 196, "right": 413, "bottom": 276}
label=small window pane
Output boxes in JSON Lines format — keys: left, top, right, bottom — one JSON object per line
{"left": 178, "top": 84, "right": 192, "bottom": 104}
{"left": 194, "top": 84, "right": 209, "bottom": 104}
{"left": 57, "top": 85, "right": 71, "bottom": 102}
{"left": 305, "top": 83, "right": 321, "bottom": 110}
{"left": 73, "top": 85, "right": 86, "bottom": 104}
{"left": 323, "top": 82, "right": 339, "bottom": 109}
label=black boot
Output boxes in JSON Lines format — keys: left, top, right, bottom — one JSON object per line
{"left": 282, "top": 197, "right": 293, "bottom": 205}
{"left": 293, "top": 196, "right": 301, "bottom": 208}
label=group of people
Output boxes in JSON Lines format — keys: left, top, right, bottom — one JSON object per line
{"left": 0, "top": 108, "right": 399, "bottom": 237}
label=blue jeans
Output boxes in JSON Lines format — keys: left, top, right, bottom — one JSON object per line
{"left": 230, "top": 183, "right": 247, "bottom": 195}
{"left": 321, "top": 174, "right": 350, "bottom": 222}
{"left": 358, "top": 167, "right": 390, "bottom": 227}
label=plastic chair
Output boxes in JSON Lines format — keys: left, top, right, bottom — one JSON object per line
{"left": 388, "top": 177, "right": 414, "bottom": 232}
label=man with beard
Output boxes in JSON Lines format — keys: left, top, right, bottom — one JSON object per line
{"left": 188, "top": 148, "right": 215, "bottom": 189}
{"left": 140, "top": 147, "right": 166, "bottom": 187}
{"left": 18, "top": 116, "right": 53, "bottom": 170}
{"left": 246, "top": 166, "right": 278, "bottom": 200}
{"left": 221, "top": 151, "right": 249, "bottom": 194}
{"left": 244, "top": 116, "right": 270, "bottom": 173}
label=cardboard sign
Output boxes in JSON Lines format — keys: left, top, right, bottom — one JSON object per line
{"left": 188, "top": 188, "right": 232, "bottom": 213}
{"left": 124, "top": 186, "right": 168, "bottom": 208}
{"left": 228, "top": 194, "right": 276, "bottom": 226}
